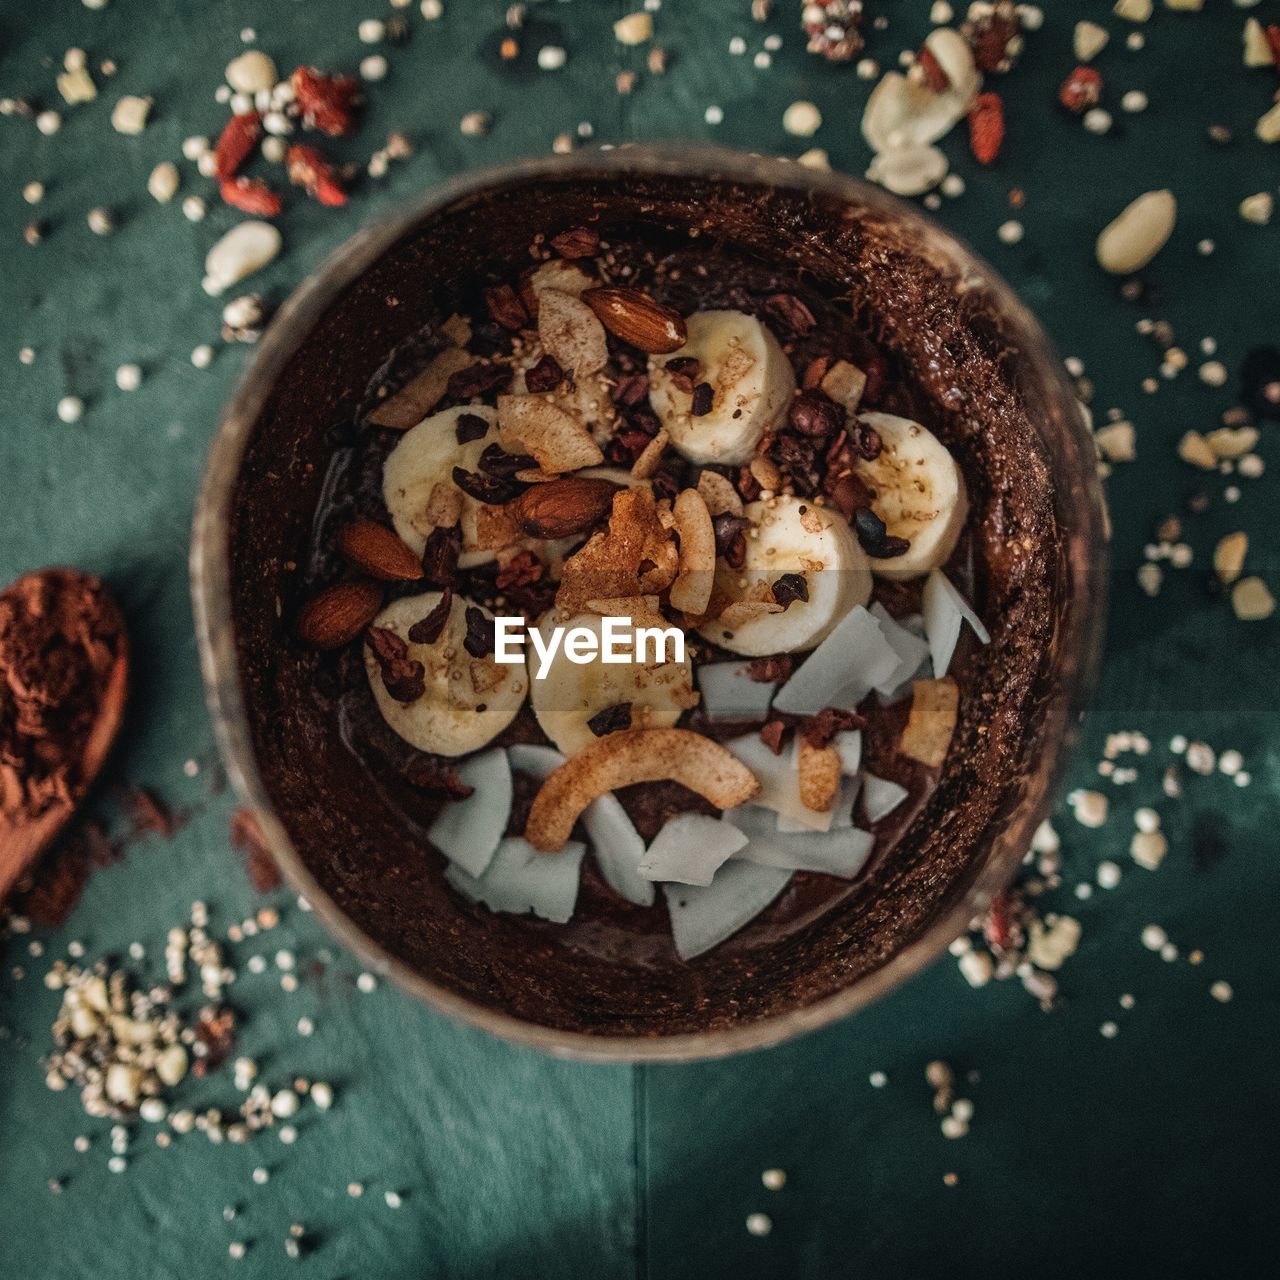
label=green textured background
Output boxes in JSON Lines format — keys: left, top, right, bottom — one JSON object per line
{"left": 2, "top": 2, "right": 1278, "bottom": 1276}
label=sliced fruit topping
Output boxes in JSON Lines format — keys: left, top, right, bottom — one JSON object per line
{"left": 363, "top": 593, "right": 526, "bottom": 757}
{"left": 648, "top": 311, "right": 795, "bottom": 465}
{"left": 699, "top": 496, "right": 871, "bottom": 658}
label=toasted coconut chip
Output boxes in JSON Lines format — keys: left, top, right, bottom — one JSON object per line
{"left": 441, "top": 312, "right": 472, "bottom": 347}
{"left": 821, "top": 359, "right": 867, "bottom": 414}
{"left": 860, "top": 771, "right": 909, "bottom": 823}
{"left": 724, "top": 733, "right": 835, "bottom": 832}
{"left": 473, "top": 502, "right": 524, "bottom": 552}
{"left": 901, "top": 676, "right": 959, "bottom": 768}
{"left": 557, "top": 488, "right": 679, "bottom": 611}
{"left": 528, "top": 258, "right": 596, "bottom": 301}
{"left": 631, "top": 428, "right": 670, "bottom": 479}
{"left": 446, "top": 836, "right": 586, "bottom": 924}
{"left": 663, "top": 861, "right": 793, "bottom": 960}
{"left": 696, "top": 470, "right": 744, "bottom": 517}
{"left": 922, "top": 569, "right": 990, "bottom": 677}
{"left": 424, "top": 481, "right": 464, "bottom": 529}
{"left": 749, "top": 454, "right": 782, "bottom": 493}
{"left": 639, "top": 813, "right": 748, "bottom": 886}
{"left": 509, "top": 743, "right": 653, "bottom": 905}
{"left": 797, "top": 737, "right": 842, "bottom": 813}
{"left": 367, "top": 346, "right": 473, "bottom": 430}
{"left": 498, "top": 393, "right": 604, "bottom": 473}
{"left": 697, "top": 661, "right": 776, "bottom": 721}
{"left": 537, "top": 288, "right": 609, "bottom": 377}
{"left": 716, "top": 599, "right": 784, "bottom": 631}
{"left": 581, "top": 595, "right": 672, "bottom": 633}
{"left": 524, "top": 728, "right": 761, "bottom": 852}
{"left": 669, "top": 487, "right": 716, "bottom": 616}
{"left": 427, "top": 747, "right": 512, "bottom": 877}
{"left": 832, "top": 728, "right": 862, "bottom": 776}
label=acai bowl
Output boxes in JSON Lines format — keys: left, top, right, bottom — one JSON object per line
{"left": 191, "top": 147, "right": 1106, "bottom": 1061}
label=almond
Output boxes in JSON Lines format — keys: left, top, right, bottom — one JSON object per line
{"left": 513, "top": 475, "right": 620, "bottom": 539}
{"left": 297, "top": 579, "right": 384, "bottom": 649}
{"left": 582, "top": 287, "right": 687, "bottom": 354}
{"left": 338, "top": 519, "right": 424, "bottom": 581}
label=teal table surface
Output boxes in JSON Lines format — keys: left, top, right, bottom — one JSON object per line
{"left": 2, "top": 2, "right": 1278, "bottom": 1277}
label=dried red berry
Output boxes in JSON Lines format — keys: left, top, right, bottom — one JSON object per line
{"left": 290, "top": 67, "right": 360, "bottom": 136}
{"left": 286, "top": 144, "right": 347, "bottom": 206}
{"left": 213, "top": 111, "right": 262, "bottom": 181}
{"left": 967, "top": 92, "right": 1005, "bottom": 166}
{"left": 1058, "top": 66, "right": 1102, "bottom": 115}
{"left": 219, "top": 176, "right": 282, "bottom": 217}
{"left": 916, "top": 46, "right": 950, "bottom": 94}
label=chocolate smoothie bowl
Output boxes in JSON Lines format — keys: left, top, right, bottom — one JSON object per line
{"left": 192, "top": 148, "right": 1105, "bottom": 1061}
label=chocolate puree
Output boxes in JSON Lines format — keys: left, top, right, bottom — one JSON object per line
{"left": 228, "top": 172, "right": 1061, "bottom": 1036}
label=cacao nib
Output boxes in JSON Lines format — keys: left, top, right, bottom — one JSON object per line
{"left": 663, "top": 357, "right": 701, "bottom": 394}
{"left": 408, "top": 586, "right": 453, "bottom": 645}
{"left": 586, "top": 702, "right": 633, "bottom": 737}
{"left": 772, "top": 434, "right": 823, "bottom": 495}
{"left": 611, "top": 371, "right": 650, "bottom": 405}
{"left": 462, "top": 605, "right": 495, "bottom": 658}
{"left": 452, "top": 465, "right": 523, "bottom": 504}
{"left": 484, "top": 283, "right": 530, "bottom": 331}
{"left": 367, "top": 625, "right": 427, "bottom": 702}
{"left": 770, "top": 572, "right": 809, "bottom": 609}
{"left": 446, "top": 362, "right": 513, "bottom": 401}
{"left": 854, "top": 507, "right": 911, "bottom": 559}
{"left": 478, "top": 443, "right": 536, "bottom": 477}
{"left": 421, "top": 523, "right": 462, "bottom": 586}
{"left": 525, "top": 353, "right": 564, "bottom": 393}
{"left": 759, "top": 719, "right": 788, "bottom": 755}
{"left": 748, "top": 654, "right": 793, "bottom": 683}
{"left": 849, "top": 420, "right": 883, "bottom": 460}
{"left": 763, "top": 293, "right": 817, "bottom": 336}
{"left": 550, "top": 226, "right": 600, "bottom": 259}
{"left": 454, "top": 412, "right": 491, "bottom": 444}
{"left": 405, "top": 758, "right": 474, "bottom": 798}
{"left": 800, "top": 706, "right": 864, "bottom": 748}
{"left": 712, "top": 512, "right": 751, "bottom": 566}
{"left": 789, "top": 390, "right": 843, "bottom": 437}
{"left": 690, "top": 382, "right": 714, "bottom": 416}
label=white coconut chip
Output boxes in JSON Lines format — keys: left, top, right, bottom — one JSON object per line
{"left": 771, "top": 606, "right": 902, "bottom": 715}
{"left": 696, "top": 662, "right": 776, "bottom": 721}
{"left": 860, "top": 772, "right": 910, "bottom": 824}
{"left": 732, "top": 804, "right": 875, "bottom": 879}
{"left": 663, "top": 861, "right": 793, "bottom": 960}
{"left": 508, "top": 742, "right": 652, "bottom": 905}
{"left": 445, "top": 837, "right": 586, "bottom": 923}
{"left": 922, "top": 569, "right": 991, "bottom": 677}
{"left": 774, "top": 772, "right": 860, "bottom": 832}
{"left": 869, "top": 603, "right": 931, "bottom": 694}
{"left": 427, "top": 748, "right": 511, "bottom": 878}
{"left": 582, "top": 793, "right": 654, "bottom": 906}
{"left": 833, "top": 729, "right": 863, "bottom": 777}
{"left": 639, "top": 813, "right": 749, "bottom": 886}
{"left": 725, "top": 734, "right": 835, "bottom": 832}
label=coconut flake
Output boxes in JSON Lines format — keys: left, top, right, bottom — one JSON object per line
{"left": 639, "top": 814, "right": 749, "bottom": 886}
{"left": 869, "top": 603, "right": 931, "bottom": 693}
{"left": 446, "top": 836, "right": 585, "bottom": 923}
{"left": 860, "top": 772, "right": 909, "bottom": 823}
{"left": 582, "top": 792, "right": 654, "bottom": 906}
{"left": 771, "top": 606, "right": 901, "bottom": 715}
{"left": 733, "top": 804, "right": 874, "bottom": 878}
{"left": 866, "top": 144, "right": 948, "bottom": 197}
{"left": 922, "top": 570, "right": 990, "bottom": 677}
{"left": 697, "top": 662, "right": 776, "bottom": 721}
{"left": 664, "top": 861, "right": 793, "bottom": 960}
{"left": 833, "top": 729, "right": 862, "bottom": 777}
{"left": 427, "top": 748, "right": 511, "bottom": 877}
{"left": 508, "top": 742, "right": 652, "bottom": 905}
{"left": 774, "top": 773, "right": 860, "bottom": 832}
{"left": 725, "top": 734, "right": 835, "bottom": 831}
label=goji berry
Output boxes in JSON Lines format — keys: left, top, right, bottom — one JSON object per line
{"left": 213, "top": 111, "right": 262, "bottom": 182}
{"left": 285, "top": 144, "right": 347, "bottom": 207}
{"left": 968, "top": 92, "right": 1005, "bottom": 166}
{"left": 1058, "top": 66, "right": 1102, "bottom": 115}
{"left": 219, "top": 176, "right": 283, "bottom": 217}
{"left": 290, "top": 67, "right": 359, "bottom": 137}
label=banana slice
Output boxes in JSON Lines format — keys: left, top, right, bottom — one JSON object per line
{"left": 382, "top": 404, "right": 500, "bottom": 569}
{"left": 528, "top": 610, "right": 697, "bottom": 757}
{"left": 852, "top": 412, "right": 968, "bottom": 578}
{"left": 365, "top": 592, "right": 526, "bottom": 757}
{"left": 648, "top": 310, "right": 795, "bottom": 466}
{"left": 697, "top": 496, "right": 871, "bottom": 657}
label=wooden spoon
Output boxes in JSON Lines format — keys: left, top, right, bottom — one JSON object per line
{"left": 0, "top": 569, "right": 128, "bottom": 905}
